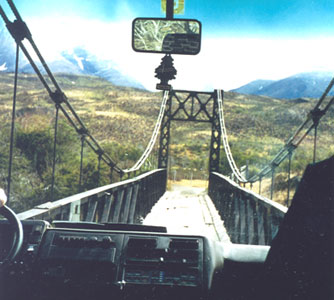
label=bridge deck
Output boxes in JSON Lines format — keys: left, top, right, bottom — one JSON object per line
{"left": 143, "top": 185, "right": 230, "bottom": 243}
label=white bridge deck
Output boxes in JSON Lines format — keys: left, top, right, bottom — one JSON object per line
{"left": 143, "top": 184, "right": 230, "bottom": 243}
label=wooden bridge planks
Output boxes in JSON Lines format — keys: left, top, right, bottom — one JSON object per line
{"left": 143, "top": 186, "right": 230, "bottom": 243}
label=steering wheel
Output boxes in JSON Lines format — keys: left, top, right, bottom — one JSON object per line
{"left": 0, "top": 205, "right": 23, "bottom": 266}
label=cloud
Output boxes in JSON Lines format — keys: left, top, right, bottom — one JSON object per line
{"left": 171, "top": 37, "right": 334, "bottom": 91}
{"left": 26, "top": 17, "right": 131, "bottom": 59}
{"left": 24, "top": 17, "right": 334, "bottom": 91}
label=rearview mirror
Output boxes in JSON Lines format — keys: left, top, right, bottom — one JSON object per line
{"left": 132, "top": 18, "right": 201, "bottom": 55}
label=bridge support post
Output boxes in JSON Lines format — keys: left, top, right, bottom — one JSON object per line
{"left": 51, "top": 105, "right": 60, "bottom": 202}
{"left": 158, "top": 92, "right": 172, "bottom": 170}
{"left": 209, "top": 90, "right": 222, "bottom": 173}
{"left": 286, "top": 151, "right": 292, "bottom": 206}
{"left": 79, "top": 135, "right": 85, "bottom": 190}
{"left": 270, "top": 166, "right": 276, "bottom": 200}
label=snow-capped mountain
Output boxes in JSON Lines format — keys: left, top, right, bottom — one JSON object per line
{"left": 0, "top": 28, "right": 16, "bottom": 72}
{"left": 0, "top": 28, "right": 145, "bottom": 89}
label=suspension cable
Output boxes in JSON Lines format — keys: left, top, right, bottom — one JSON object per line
{"left": 97, "top": 153, "right": 102, "bottom": 186}
{"left": 1, "top": 1, "right": 123, "bottom": 175}
{"left": 249, "top": 77, "right": 334, "bottom": 183}
{"left": 217, "top": 76, "right": 333, "bottom": 185}
{"left": 1, "top": 2, "right": 171, "bottom": 180}
{"left": 123, "top": 90, "right": 169, "bottom": 173}
{"left": 79, "top": 135, "right": 85, "bottom": 190}
{"left": 216, "top": 89, "right": 247, "bottom": 183}
{"left": 4, "top": 1, "right": 332, "bottom": 187}
{"left": 7, "top": 43, "right": 20, "bottom": 204}
{"left": 51, "top": 105, "right": 59, "bottom": 201}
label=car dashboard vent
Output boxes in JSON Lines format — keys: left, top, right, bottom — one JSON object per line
{"left": 123, "top": 236, "right": 202, "bottom": 287}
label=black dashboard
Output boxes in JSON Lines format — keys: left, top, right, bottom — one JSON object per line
{"left": 1, "top": 219, "right": 229, "bottom": 300}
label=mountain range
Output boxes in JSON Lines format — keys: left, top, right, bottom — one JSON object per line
{"left": 231, "top": 72, "right": 334, "bottom": 99}
{"left": 0, "top": 28, "right": 145, "bottom": 89}
{"left": 1, "top": 27, "right": 333, "bottom": 98}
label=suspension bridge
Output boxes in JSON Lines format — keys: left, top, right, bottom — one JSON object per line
{"left": 0, "top": 1, "right": 333, "bottom": 299}
{"left": 0, "top": 1, "right": 334, "bottom": 244}
{"left": 0, "top": 0, "right": 333, "bottom": 244}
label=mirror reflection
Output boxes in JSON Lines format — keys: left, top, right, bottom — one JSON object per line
{"left": 132, "top": 18, "right": 201, "bottom": 55}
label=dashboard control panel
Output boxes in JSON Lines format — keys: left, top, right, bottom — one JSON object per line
{"left": 123, "top": 236, "right": 203, "bottom": 286}
{"left": 1, "top": 221, "right": 225, "bottom": 300}
{"left": 39, "top": 230, "right": 122, "bottom": 262}
{"left": 34, "top": 227, "right": 206, "bottom": 292}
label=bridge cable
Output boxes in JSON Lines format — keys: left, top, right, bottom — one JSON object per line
{"left": 2, "top": 1, "right": 169, "bottom": 177}
{"left": 51, "top": 105, "right": 60, "bottom": 201}
{"left": 216, "top": 89, "right": 247, "bottom": 183}
{"left": 79, "top": 135, "right": 85, "bottom": 190}
{"left": 286, "top": 151, "right": 292, "bottom": 206}
{"left": 249, "top": 77, "right": 334, "bottom": 183}
{"left": 97, "top": 154, "right": 102, "bottom": 186}
{"left": 6, "top": 43, "right": 20, "bottom": 204}
{"left": 1, "top": 1, "right": 123, "bottom": 175}
{"left": 217, "top": 78, "right": 333, "bottom": 185}
{"left": 123, "top": 90, "right": 169, "bottom": 173}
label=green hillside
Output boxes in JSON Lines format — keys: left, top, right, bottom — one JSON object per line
{"left": 0, "top": 73, "right": 333, "bottom": 211}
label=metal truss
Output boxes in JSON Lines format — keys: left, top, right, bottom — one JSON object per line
{"left": 169, "top": 90, "right": 215, "bottom": 122}
{"left": 158, "top": 89, "right": 222, "bottom": 173}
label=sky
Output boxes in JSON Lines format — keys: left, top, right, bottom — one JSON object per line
{"left": 1, "top": 0, "right": 334, "bottom": 91}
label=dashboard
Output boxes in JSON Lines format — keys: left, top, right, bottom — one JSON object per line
{"left": 0, "top": 219, "right": 228, "bottom": 300}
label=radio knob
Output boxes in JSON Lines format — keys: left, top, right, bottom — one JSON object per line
{"left": 86, "top": 237, "right": 98, "bottom": 248}
{"left": 102, "top": 237, "right": 113, "bottom": 248}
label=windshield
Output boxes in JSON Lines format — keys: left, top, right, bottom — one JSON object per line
{"left": 0, "top": 0, "right": 333, "bottom": 213}
{"left": 0, "top": 4, "right": 333, "bottom": 300}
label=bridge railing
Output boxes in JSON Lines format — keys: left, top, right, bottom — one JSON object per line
{"left": 18, "top": 169, "right": 167, "bottom": 224}
{"left": 209, "top": 172, "right": 287, "bottom": 246}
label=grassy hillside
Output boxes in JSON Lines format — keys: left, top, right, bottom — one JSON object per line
{"left": 0, "top": 72, "right": 333, "bottom": 210}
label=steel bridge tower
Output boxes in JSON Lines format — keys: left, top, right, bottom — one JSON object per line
{"left": 158, "top": 89, "right": 222, "bottom": 173}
